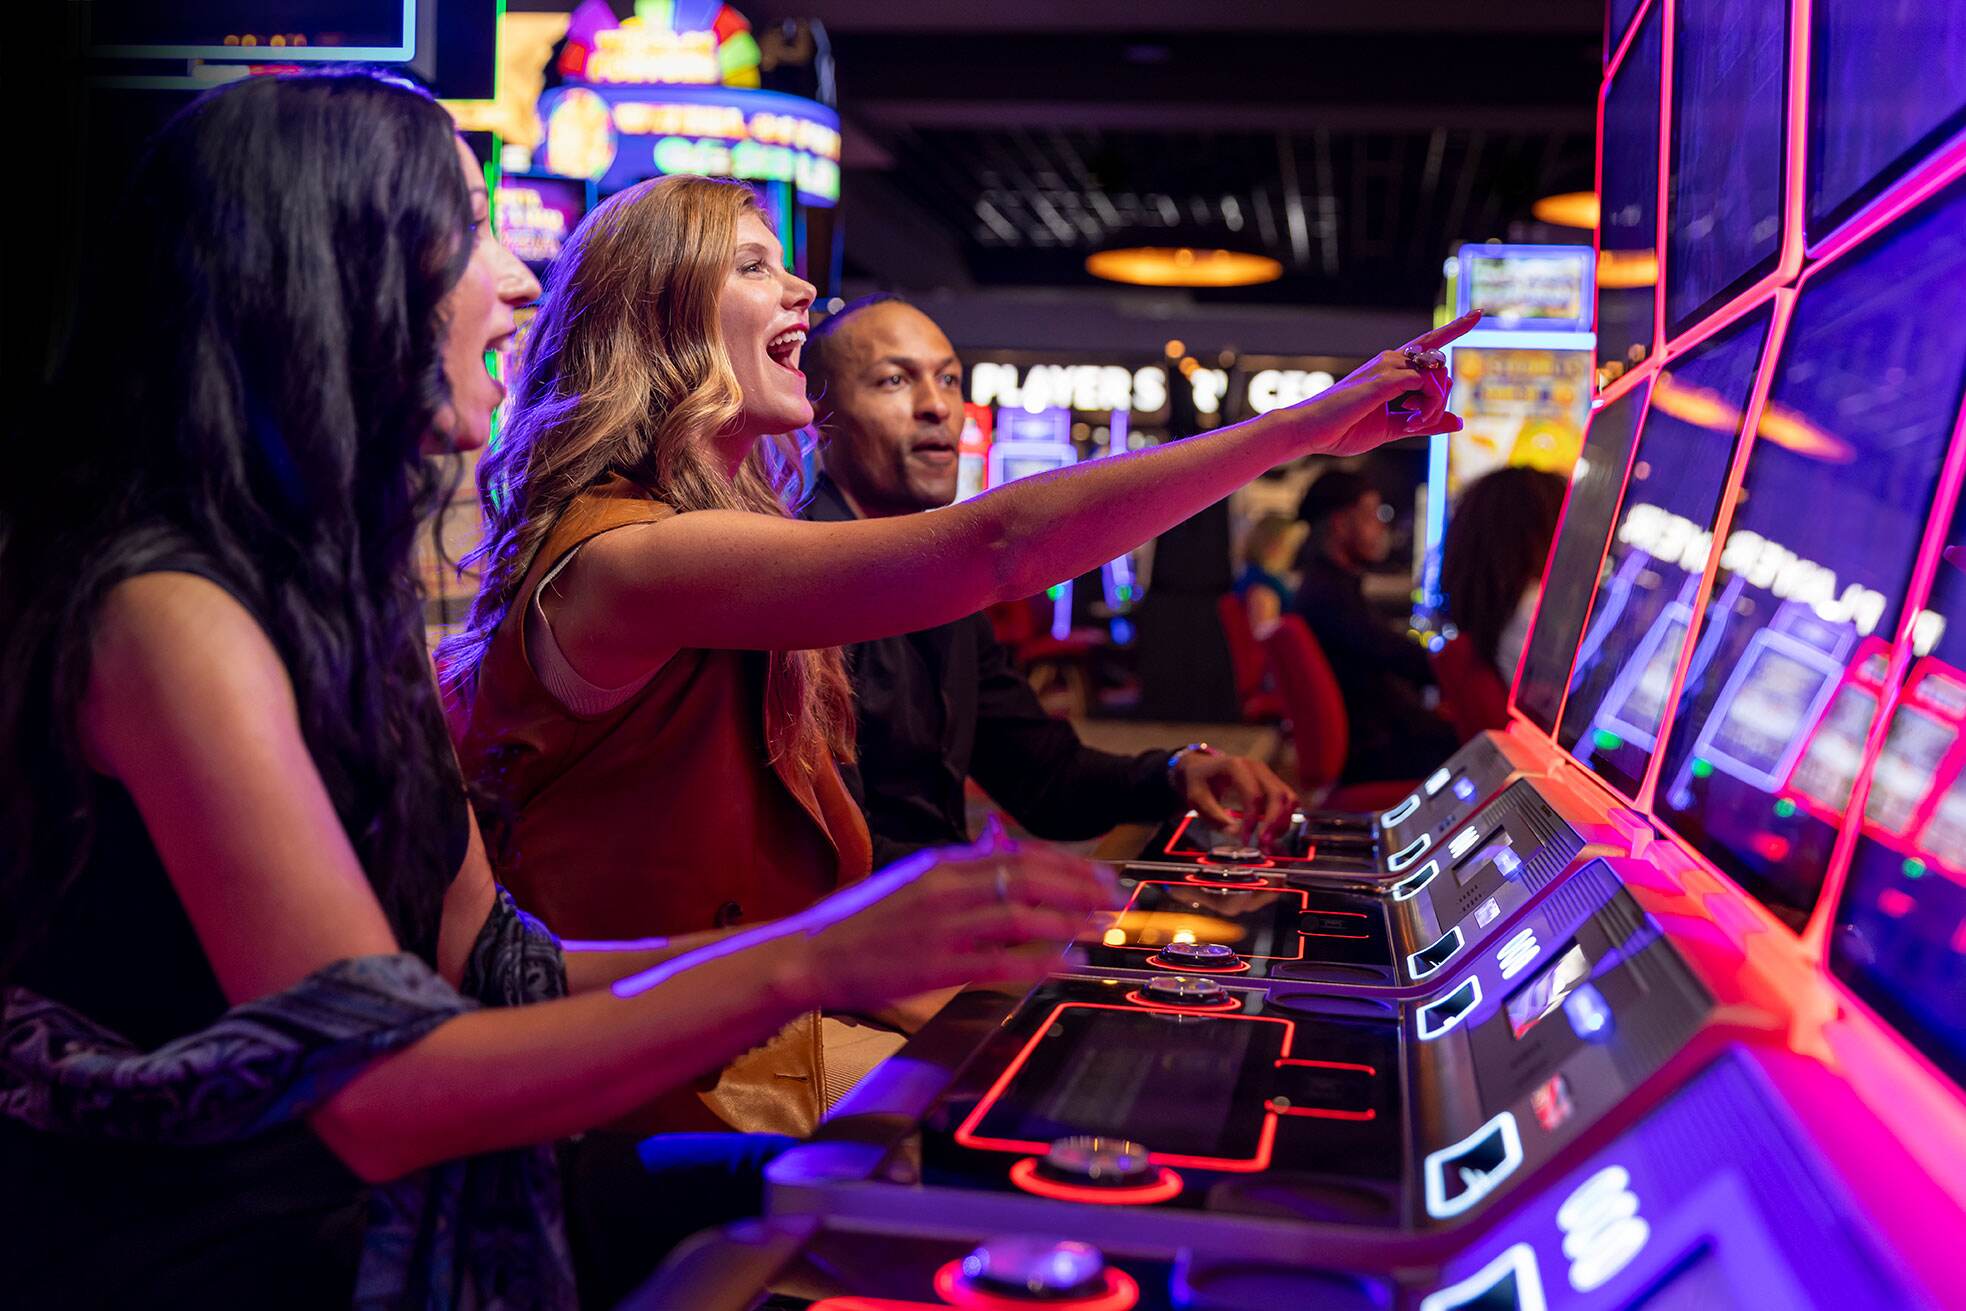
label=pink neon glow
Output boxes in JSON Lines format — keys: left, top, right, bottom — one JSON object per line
{"left": 1003, "top": 1157, "right": 1185, "bottom": 1207}
{"left": 1633, "top": 289, "right": 1797, "bottom": 814}
{"left": 934, "top": 1259, "right": 1143, "bottom": 1311}
{"left": 1809, "top": 129, "right": 1966, "bottom": 263}
{"left": 1659, "top": 0, "right": 1811, "bottom": 357}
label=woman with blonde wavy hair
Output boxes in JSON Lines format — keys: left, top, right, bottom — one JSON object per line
{"left": 442, "top": 173, "right": 1478, "bottom": 1135}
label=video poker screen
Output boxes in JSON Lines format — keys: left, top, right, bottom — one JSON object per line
{"left": 962, "top": 1006, "right": 1286, "bottom": 1162}
{"left": 1656, "top": 176, "right": 1966, "bottom": 927}
{"left": 1807, "top": 0, "right": 1966, "bottom": 243}
{"left": 1666, "top": 0, "right": 1791, "bottom": 338}
{"left": 1598, "top": 4, "right": 1665, "bottom": 384}
{"left": 1514, "top": 381, "right": 1651, "bottom": 736}
{"left": 1559, "top": 303, "right": 1775, "bottom": 796}
{"left": 1832, "top": 497, "right": 1966, "bottom": 1089}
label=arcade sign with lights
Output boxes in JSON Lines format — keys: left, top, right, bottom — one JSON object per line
{"left": 537, "top": 0, "right": 840, "bottom": 204}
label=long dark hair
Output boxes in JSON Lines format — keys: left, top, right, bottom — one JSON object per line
{"left": 0, "top": 72, "right": 474, "bottom": 975}
{"left": 1440, "top": 466, "right": 1569, "bottom": 675}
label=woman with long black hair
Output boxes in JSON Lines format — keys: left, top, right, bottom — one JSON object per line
{"left": 0, "top": 71, "right": 1113, "bottom": 1309}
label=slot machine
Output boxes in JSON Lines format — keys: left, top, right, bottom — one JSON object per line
{"left": 629, "top": 2, "right": 1966, "bottom": 1306}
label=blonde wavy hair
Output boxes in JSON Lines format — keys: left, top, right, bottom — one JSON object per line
{"left": 440, "top": 174, "right": 854, "bottom": 772}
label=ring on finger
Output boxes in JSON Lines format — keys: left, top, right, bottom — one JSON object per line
{"left": 1401, "top": 347, "right": 1446, "bottom": 371}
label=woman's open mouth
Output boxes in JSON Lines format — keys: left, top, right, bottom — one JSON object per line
{"left": 766, "top": 328, "right": 806, "bottom": 375}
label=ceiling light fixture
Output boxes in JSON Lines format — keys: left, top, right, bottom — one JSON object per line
{"left": 1087, "top": 246, "right": 1283, "bottom": 288}
{"left": 1532, "top": 191, "right": 1600, "bottom": 230}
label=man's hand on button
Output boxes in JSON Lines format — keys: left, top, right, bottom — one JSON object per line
{"left": 1174, "top": 752, "right": 1297, "bottom": 844}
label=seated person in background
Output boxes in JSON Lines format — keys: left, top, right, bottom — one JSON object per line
{"left": 799, "top": 293, "right": 1299, "bottom": 867}
{"left": 0, "top": 72, "right": 1117, "bottom": 1310}
{"left": 1439, "top": 466, "right": 1568, "bottom": 683}
{"left": 1291, "top": 469, "right": 1459, "bottom": 780}
{"left": 1236, "top": 512, "right": 1305, "bottom": 636}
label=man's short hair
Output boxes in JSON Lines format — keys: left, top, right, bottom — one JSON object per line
{"left": 805, "top": 292, "right": 914, "bottom": 409}
{"left": 1295, "top": 469, "right": 1376, "bottom": 528}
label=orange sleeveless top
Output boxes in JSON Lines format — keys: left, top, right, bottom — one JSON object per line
{"left": 451, "top": 476, "right": 871, "bottom": 942}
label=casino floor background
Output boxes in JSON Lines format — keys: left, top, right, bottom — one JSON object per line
{"left": 42, "top": 2, "right": 1966, "bottom": 1309}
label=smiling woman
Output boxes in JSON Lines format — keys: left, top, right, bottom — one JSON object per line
{"left": 437, "top": 173, "right": 1478, "bottom": 1135}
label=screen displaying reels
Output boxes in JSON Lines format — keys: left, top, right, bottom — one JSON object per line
{"left": 1598, "top": 4, "right": 1665, "bottom": 385}
{"left": 1832, "top": 496, "right": 1966, "bottom": 1090}
{"left": 1559, "top": 303, "right": 1776, "bottom": 796}
{"left": 1666, "top": 0, "right": 1791, "bottom": 338}
{"left": 1807, "top": 0, "right": 1966, "bottom": 243}
{"left": 1514, "top": 381, "right": 1651, "bottom": 736}
{"left": 1656, "top": 176, "right": 1966, "bottom": 928}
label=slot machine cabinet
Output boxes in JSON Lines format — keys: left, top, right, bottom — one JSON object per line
{"left": 628, "top": 5, "right": 1966, "bottom": 1306}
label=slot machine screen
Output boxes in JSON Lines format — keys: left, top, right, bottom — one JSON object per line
{"left": 1666, "top": 0, "right": 1791, "bottom": 338}
{"left": 1559, "top": 303, "right": 1775, "bottom": 796}
{"left": 1807, "top": 0, "right": 1966, "bottom": 243}
{"left": 1514, "top": 382, "right": 1651, "bottom": 736}
{"left": 1831, "top": 497, "right": 1966, "bottom": 1090}
{"left": 1656, "top": 177, "right": 1966, "bottom": 926}
{"left": 1598, "top": 4, "right": 1664, "bottom": 383}
{"left": 495, "top": 175, "right": 590, "bottom": 284}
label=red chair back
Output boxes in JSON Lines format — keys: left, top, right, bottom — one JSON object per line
{"left": 1216, "top": 592, "right": 1267, "bottom": 704}
{"left": 1263, "top": 615, "right": 1350, "bottom": 790}
{"left": 1430, "top": 635, "right": 1511, "bottom": 741}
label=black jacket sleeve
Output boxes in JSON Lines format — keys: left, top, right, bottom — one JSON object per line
{"left": 964, "top": 621, "right": 1180, "bottom": 840}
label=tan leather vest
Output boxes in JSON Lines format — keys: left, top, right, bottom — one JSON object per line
{"left": 450, "top": 476, "right": 872, "bottom": 1135}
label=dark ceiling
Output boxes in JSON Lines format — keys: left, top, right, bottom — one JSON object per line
{"left": 744, "top": 1, "right": 1606, "bottom": 310}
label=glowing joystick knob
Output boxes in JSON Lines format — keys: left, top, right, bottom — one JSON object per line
{"left": 1209, "top": 844, "right": 1265, "bottom": 864}
{"left": 1038, "top": 1136, "right": 1157, "bottom": 1189}
{"left": 1159, "top": 940, "right": 1239, "bottom": 968}
{"left": 961, "top": 1236, "right": 1109, "bottom": 1300}
{"left": 1145, "top": 974, "right": 1227, "bottom": 1005}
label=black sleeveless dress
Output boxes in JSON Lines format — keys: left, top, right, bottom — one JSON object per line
{"left": 0, "top": 562, "right": 469, "bottom": 1309}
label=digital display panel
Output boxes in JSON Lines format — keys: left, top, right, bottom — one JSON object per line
{"left": 1598, "top": 4, "right": 1664, "bottom": 385}
{"left": 1656, "top": 176, "right": 1966, "bottom": 927}
{"left": 1514, "top": 381, "right": 1651, "bottom": 735}
{"left": 964, "top": 1006, "right": 1285, "bottom": 1161}
{"left": 1560, "top": 304, "right": 1774, "bottom": 797}
{"left": 1807, "top": 0, "right": 1966, "bottom": 242}
{"left": 495, "top": 176, "right": 590, "bottom": 283}
{"left": 1506, "top": 943, "right": 1593, "bottom": 1039}
{"left": 1666, "top": 0, "right": 1790, "bottom": 337}
{"left": 1832, "top": 493, "right": 1966, "bottom": 1089}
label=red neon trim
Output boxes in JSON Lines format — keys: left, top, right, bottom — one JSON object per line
{"left": 1122, "top": 989, "right": 1243, "bottom": 1015}
{"left": 1003, "top": 1158, "right": 1186, "bottom": 1207}
{"left": 1659, "top": 0, "right": 1810, "bottom": 357}
{"left": 1806, "top": 126, "right": 1966, "bottom": 263}
{"left": 1652, "top": 0, "right": 1675, "bottom": 371}
{"left": 1547, "top": 381, "right": 1656, "bottom": 736}
{"left": 1805, "top": 385, "right": 1966, "bottom": 955}
{"left": 1147, "top": 955, "right": 1251, "bottom": 973}
{"left": 1605, "top": 0, "right": 1657, "bottom": 74}
{"left": 810, "top": 1296, "right": 943, "bottom": 1311}
{"left": 1184, "top": 869, "right": 1282, "bottom": 886}
{"left": 1277, "top": 1057, "right": 1378, "bottom": 1075}
{"left": 953, "top": 1002, "right": 1292, "bottom": 1172}
{"left": 1633, "top": 289, "right": 1797, "bottom": 814}
{"left": 1176, "top": 874, "right": 1286, "bottom": 891}
{"left": 1268, "top": 1102, "right": 1378, "bottom": 1122}
{"left": 1162, "top": 810, "right": 1326, "bottom": 865}
{"left": 934, "top": 1259, "right": 1142, "bottom": 1311}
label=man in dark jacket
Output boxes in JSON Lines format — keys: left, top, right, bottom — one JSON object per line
{"left": 803, "top": 293, "right": 1293, "bottom": 866}
{"left": 1291, "top": 469, "right": 1458, "bottom": 780}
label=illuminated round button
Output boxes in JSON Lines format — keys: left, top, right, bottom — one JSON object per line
{"left": 961, "top": 1236, "right": 1108, "bottom": 1300}
{"left": 1209, "top": 844, "right": 1265, "bottom": 864}
{"left": 1159, "top": 940, "right": 1239, "bottom": 968}
{"left": 1144, "top": 974, "right": 1227, "bottom": 1005}
{"left": 1039, "top": 1136, "right": 1157, "bottom": 1188}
